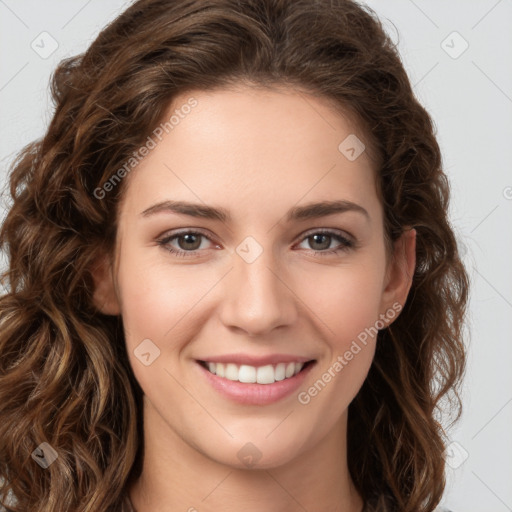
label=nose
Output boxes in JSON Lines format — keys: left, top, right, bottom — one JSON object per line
{"left": 218, "top": 244, "right": 298, "bottom": 337}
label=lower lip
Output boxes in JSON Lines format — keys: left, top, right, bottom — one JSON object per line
{"left": 196, "top": 361, "right": 316, "bottom": 405}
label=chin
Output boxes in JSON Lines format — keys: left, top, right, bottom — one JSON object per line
{"left": 200, "top": 436, "right": 304, "bottom": 471}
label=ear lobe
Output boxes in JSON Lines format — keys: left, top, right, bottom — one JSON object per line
{"left": 380, "top": 227, "right": 416, "bottom": 323}
{"left": 90, "top": 253, "right": 121, "bottom": 316}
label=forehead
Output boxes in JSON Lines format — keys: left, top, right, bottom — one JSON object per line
{"left": 119, "top": 85, "right": 381, "bottom": 224}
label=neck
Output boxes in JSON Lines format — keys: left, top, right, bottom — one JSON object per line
{"left": 128, "top": 398, "right": 364, "bottom": 512}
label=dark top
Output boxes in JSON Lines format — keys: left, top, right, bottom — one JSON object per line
{"left": 120, "top": 494, "right": 455, "bottom": 512}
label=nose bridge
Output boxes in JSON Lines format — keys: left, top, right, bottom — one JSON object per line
{"left": 219, "top": 235, "right": 297, "bottom": 336}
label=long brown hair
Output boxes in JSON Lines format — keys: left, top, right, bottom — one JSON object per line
{"left": 0, "top": 0, "right": 469, "bottom": 510}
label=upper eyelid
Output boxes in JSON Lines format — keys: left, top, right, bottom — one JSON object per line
{"left": 157, "top": 227, "right": 355, "bottom": 246}
{"left": 158, "top": 227, "right": 214, "bottom": 244}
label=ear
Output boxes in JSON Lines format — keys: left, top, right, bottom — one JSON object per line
{"left": 379, "top": 227, "right": 416, "bottom": 324}
{"left": 90, "top": 253, "right": 121, "bottom": 316}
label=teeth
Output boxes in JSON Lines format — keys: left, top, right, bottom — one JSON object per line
{"left": 204, "top": 361, "right": 306, "bottom": 384}
{"left": 257, "top": 365, "right": 275, "bottom": 384}
{"left": 274, "top": 363, "right": 286, "bottom": 381}
{"left": 239, "top": 364, "right": 256, "bottom": 383}
{"left": 225, "top": 363, "right": 239, "bottom": 381}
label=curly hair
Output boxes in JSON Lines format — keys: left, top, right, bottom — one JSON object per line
{"left": 0, "top": 0, "right": 469, "bottom": 511}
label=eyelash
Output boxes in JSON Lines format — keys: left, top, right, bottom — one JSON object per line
{"left": 156, "top": 228, "right": 356, "bottom": 258}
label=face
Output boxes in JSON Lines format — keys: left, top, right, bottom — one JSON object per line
{"left": 94, "top": 85, "right": 415, "bottom": 470}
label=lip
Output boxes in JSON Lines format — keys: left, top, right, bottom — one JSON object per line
{"left": 195, "top": 359, "right": 316, "bottom": 405}
{"left": 198, "top": 353, "right": 313, "bottom": 366}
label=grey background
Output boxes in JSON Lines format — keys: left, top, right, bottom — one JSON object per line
{"left": 1, "top": 1, "right": 511, "bottom": 511}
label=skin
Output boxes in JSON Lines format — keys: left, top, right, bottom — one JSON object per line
{"left": 93, "top": 85, "right": 416, "bottom": 512}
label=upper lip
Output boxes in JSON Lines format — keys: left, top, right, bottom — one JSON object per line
{"left": 197, "top": 353, "right": 315, "bottom": 366}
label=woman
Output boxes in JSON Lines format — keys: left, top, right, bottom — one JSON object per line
{"left": 0, "top": 0, "right": 468, "bottom": 511}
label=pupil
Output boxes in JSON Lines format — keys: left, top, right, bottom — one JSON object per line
{"left": 312, "top": 234, "right": 329, "bottom": 250}
{"left": 181, "top": 234, "right": 200, "bottom": 250}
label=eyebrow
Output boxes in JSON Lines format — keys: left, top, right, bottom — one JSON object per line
{"left": 140, "top": 199, "right": 370, "bottom": 223}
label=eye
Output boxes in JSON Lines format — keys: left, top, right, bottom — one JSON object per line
{"left": 157, "top": 229, "right": 216, "bottom": 258}
{"left": 156, "top": 229, "right": 356, "bottom": 258}
{"left": 295, "top": 230, "right": 355, "bottom": 257}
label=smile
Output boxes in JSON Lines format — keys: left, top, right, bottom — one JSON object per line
{"left": 195, "top": 359, "right": 317, "bottom": 405}
{"left": 199, "top": 360, "right": 316, "bottom": 384}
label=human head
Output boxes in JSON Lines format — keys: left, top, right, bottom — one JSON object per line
{"left": 0, "top": 1, "right": 469, "bottom": 511}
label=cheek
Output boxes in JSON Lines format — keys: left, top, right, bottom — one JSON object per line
{"left": 294, "top": 258, "right": 384, "bottom": 403}
{"left": 299, "top": 260, "right": 385, "bottom": 343}
{"left": 295, "top": 265, "right": 382, "bottom": 421}
{"left": 116, "top": 255, "right": 204, "bottom": 399}
{"left": 116, "top": 244, "right": 204, "bottom": 345}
